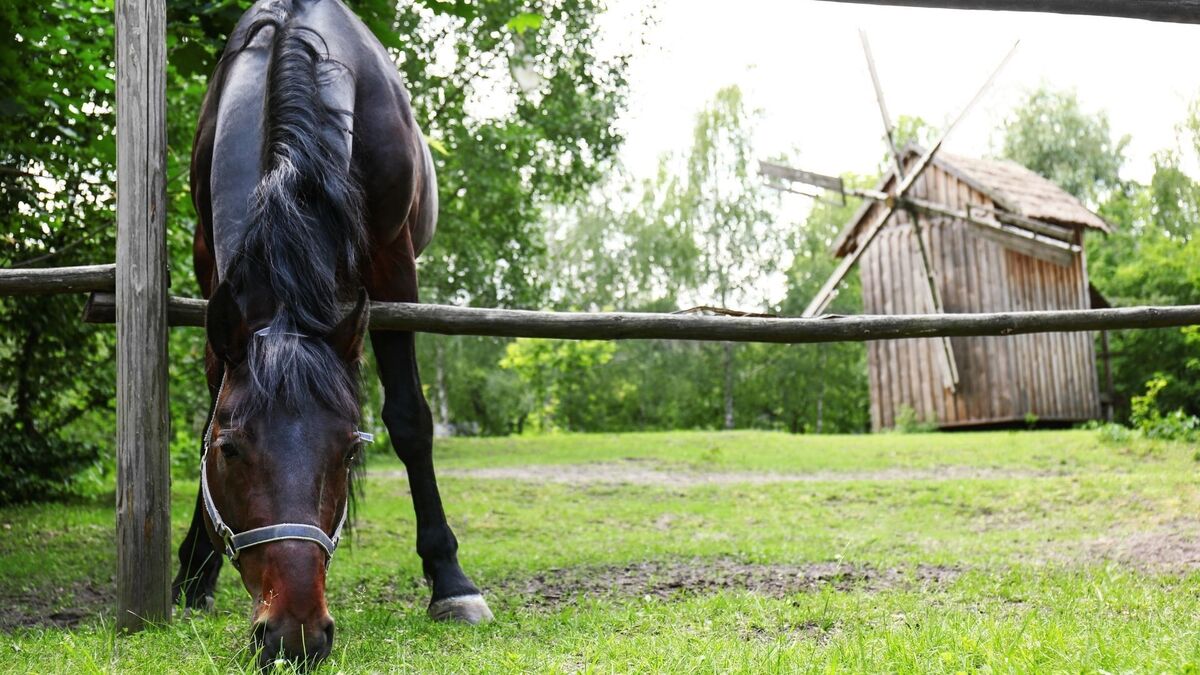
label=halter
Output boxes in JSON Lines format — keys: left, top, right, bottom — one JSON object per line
{"left": 199, "top": 328, "right": 373, "bottom": 567}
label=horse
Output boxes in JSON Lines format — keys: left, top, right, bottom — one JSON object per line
{"left": 169, "top": 0, "right": 491, "bottom": 667}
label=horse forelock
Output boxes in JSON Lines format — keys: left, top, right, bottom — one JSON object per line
{"left": 234, "top": 327, "right": 362, "bottom": 422}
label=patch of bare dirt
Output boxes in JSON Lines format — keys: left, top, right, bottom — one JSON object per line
{"left": 741, "top": 619, "right": 840, "bottom": 645}
{"left": 0, "top": 581, "right": 112, "bottom": 632}
{"left": 483, "top": 558, "right": 962, "bottom": 610}
{"left": 1084, "top": 519, "right": 1200, "bottom": 573}
{"left": 415, "top": 462, "right": 1064, "bottom": 488}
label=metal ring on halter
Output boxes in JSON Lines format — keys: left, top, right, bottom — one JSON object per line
{"left": 198, "top": 333, "right": 372, "bottom": 567}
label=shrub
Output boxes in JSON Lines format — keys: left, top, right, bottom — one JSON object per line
{"left": 893, "top": 405, "right": 937, "bottom": 433}
{"left": 1092, "top": 376, "right": 1200, "bottom": 447}
{"left": 1130, "top": 376, "right": 1200, "bottom": 442}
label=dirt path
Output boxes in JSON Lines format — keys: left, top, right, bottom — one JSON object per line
{"left": 486, "top": 558, "right": 962, "bottom": 609}
{"left": 373, "top": 461, "right": 1069, "bottom": 487}
{"left": 1083, "top": 518, "right": 1200, "bottom": 573}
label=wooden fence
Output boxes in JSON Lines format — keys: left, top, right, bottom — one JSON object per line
{"left": 1, "top": 0, "right": 1199, "bottom": 635}
{"left": 69, "top": 291, "right": 1200, "bottom": 343}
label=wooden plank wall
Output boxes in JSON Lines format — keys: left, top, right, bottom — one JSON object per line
{"left": 857, "top": 164, "right": 1102, "bottom": 430}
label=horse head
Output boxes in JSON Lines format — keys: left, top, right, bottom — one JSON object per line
{"left": 202, "top": 281, "right": 369, "bottom": 668}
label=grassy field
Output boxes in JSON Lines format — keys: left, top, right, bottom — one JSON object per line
{"left": 3, "top": 429, "right": 1200, "bottom": 672}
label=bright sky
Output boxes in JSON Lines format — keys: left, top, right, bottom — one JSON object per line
{"left": 605, "top": 0, "right": 1200, "bottom": 187}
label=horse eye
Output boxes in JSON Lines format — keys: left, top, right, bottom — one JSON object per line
{"left": 344, "top": 441, "right": 364, "bottom": 466}
{"left": 218, "top": 441, "right": 240, "bottom": 460}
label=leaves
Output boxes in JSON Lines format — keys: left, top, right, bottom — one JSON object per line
{"left": 0, "top": 0, "right": 637, "bottom": 498}
{"left": 998, "top": 88, "right": 1129, "bottom": 207}
{"left": 504, "top": 12, "right": 544, "bottom": 34}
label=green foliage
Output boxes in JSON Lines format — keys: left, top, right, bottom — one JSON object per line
{"left": 892, "top": 114, "right": 937, "bottom": 154}
{"left": 1, "top": 1, "right": 118, "bottom": 502}
{"left": 474, "top": 86, "right": 869, "bottom": 435}
{"left": 1, "top": 0, "right": 636, "bottom": 501}
{"left": 1092, "top": 420, "right": 1134, "bottom": 446}
{"left": 394, "top": 0, "right": 631, "bottom": 307}
{"left": 1129, "top": 376, "right": 1199, "bottom": 442}
{"left": 499, "top": 338, "right": 616, "bottom": 431}
{"left": 892, "top": 405, "right": 936, "bottom": 434}
{"left": 998, "top": 88, "right": 1129, "bottom": 206}
{"left": 769, "top": 180, "right": 870, "bottom": 433}
{"left": 665, "top": 86, "right": 784, "bottom": 309}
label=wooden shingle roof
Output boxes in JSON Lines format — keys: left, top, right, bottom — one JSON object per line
{"left": 935, "top": 152, "right": 1111, "bottom": 233}
{"left": 832, "top": 147, "right": 1111, "bottom": 257}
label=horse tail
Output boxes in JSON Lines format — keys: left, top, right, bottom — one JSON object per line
{"left": 238, "top": 5, "right": 364, "bottom": 335}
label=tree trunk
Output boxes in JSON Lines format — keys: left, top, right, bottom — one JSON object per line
{"left": 723, "top": 341, "right": 735, "bottom": 430}
{"left": 815, "top": 345, "right": 827, "bottom": 434}
{"left": 433, "top": 339, "right": 452, "bottom": 437}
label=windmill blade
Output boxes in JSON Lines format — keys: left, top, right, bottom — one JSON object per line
{"left": 758, "top": 161, "right": 846, "bottom": 193}
{"left": 860, "top": 30, "right": 905, "bottom": 179}
{"left": 760, "top": 160, "right": 895, "bottom": 207}
{"left": 893, "top": 39, "right": 1019, "bottom": 198}
{"left": 801, "top": 40, "right": 1019, "bottom": 318}
{"left": 803, "top": 198, "right": 899, "bottom": 317}
{"left": 910, "top": 215, "right": 960, "bottom": 390}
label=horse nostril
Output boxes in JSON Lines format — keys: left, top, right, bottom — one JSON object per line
{"left": 321, "top": 617, "right": 335, "bottom": 651}
{"left": 251, "top": 620, "right": 271, "bottom": 649}
{"left": 252, "top": 621, "right": 282, "bottom": 670}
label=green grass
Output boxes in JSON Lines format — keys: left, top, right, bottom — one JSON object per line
{"left": 3, "top": 430, "right": 1200, "bottom": 672}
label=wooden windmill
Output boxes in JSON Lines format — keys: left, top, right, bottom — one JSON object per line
{"left": 763, "top": 34, "right": 1107, "bottom": 429}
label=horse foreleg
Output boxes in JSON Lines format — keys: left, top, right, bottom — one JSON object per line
{"left": 371, "top": 327, "right": 492, "bottom": 624}
{"left": 171, "top": 491, "right": 223, "bottom": 611}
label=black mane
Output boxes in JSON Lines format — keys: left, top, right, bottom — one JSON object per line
{"left": 226, "top": 4, "right": 365, "bottom": 421}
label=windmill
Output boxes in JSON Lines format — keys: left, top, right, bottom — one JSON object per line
{"left": 761, "top": 34, "right": 1022, "bottom": 392}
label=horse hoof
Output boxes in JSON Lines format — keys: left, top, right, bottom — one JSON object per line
{"left": 427, "top": 594, "right": 494, "bottom": 624}
{"left": 175, "top": 595, "right": 215, "bottom": 618}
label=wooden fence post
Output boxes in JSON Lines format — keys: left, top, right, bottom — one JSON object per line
{"left": 114, "top": 0, "right": 171, "bottom": 632}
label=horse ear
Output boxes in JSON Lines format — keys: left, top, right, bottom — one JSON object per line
{"left": 327, "top": 288, "right": 369, "bottom": 362}
{"left": 207, "top": 281, "right": 250, "bottom": 365}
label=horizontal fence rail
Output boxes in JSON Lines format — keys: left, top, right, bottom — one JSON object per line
{"left": 7, "top": 266, "right": 1200, "bottom": 343}
{"left": 81, "top": 292, "right": 1200, "bottom": 344}
{"left": 0, "top": 264, "right": 116, "bottom": 295}
{"left": 817, "top": 0, "right": 1200, "bottom": 23}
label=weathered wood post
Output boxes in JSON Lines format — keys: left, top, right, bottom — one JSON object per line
{"left": 114, "top": 0, "right": 171, "bottom": 632}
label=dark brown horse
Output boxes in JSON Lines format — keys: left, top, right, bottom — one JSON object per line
{"left": 171, "top": 0, "right": 490, "bottom": 667}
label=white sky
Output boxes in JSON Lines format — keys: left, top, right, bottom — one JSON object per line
{"left": 605, "top": 0, "right": 1200, "bottom": 186}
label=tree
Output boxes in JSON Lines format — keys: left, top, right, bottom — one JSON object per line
{"left": 998, "top": 88, "right": 1129, "bottom": 206}
{"left": 1, "top": 0, "right": 638, "bottom": 498}
{"left": 0, "top": 1, "right": 120, "bottom": 502}
{"left": 392, "top": 1, "right": 637, "bottom": 432}
{"left": 661, "top": 86, "right": 787, "bottom": 429}
{"left": 768, "top": 182, "right": 870, "bottom": 433}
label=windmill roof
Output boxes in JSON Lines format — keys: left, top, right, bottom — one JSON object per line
{"left": 833, "top": 148, "right": 1111, "bottom": 257}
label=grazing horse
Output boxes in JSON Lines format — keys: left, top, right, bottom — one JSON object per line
{"left": 170, "top": 0, "right": 491, "bottom": 667}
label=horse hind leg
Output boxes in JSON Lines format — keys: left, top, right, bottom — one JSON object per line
{"left": 171, "top": 354, "right": 224, "bottom": 612}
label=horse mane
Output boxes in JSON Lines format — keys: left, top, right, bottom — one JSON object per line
{"left": 225, "top": 3, "right": 366, "bottom": 423}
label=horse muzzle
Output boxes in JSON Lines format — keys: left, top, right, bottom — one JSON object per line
{"left": 252, "top": 611, "right": 335, "bottom": 670}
